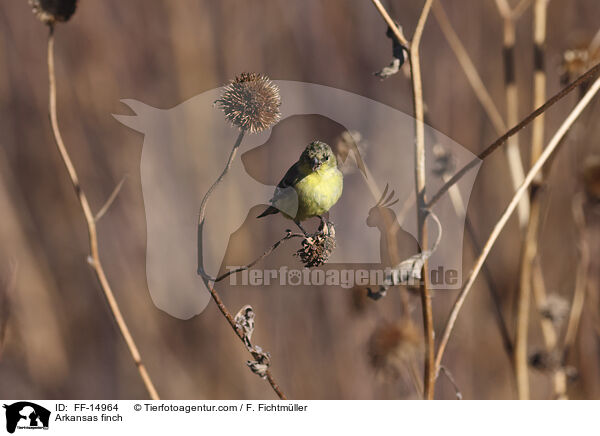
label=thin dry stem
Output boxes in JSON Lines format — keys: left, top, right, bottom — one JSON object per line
{"left": 434, "top": 76, "right": 600, "bottom": 374}
{"left": 94, "top": 176, "right": 127, "bottom": 222}
{"left": 515, "top": 0, "right": 550, "bottom": 400}
{"left": 531, "top": 259, "right": 568, "bottom": 399}
{"left": 531, "top": 260, "right": 557, "bottom": 350}
{"left": 432, "top": 2, "right": 506, "bottom": 134}
{"left": 197, "top": 131, "right": 245, "bottom": 280}
{"left": 47, "top": 28, "right": 159, "bottom": 400}
{"left": 427, "top": 62, "right": 600, "bottom": 208}
{"left": 201, "top": 276, "right": 287, "bottom": 399}
{"left": 439, "top": 365, "right": 463, "bottom": 400}
{"left": 563, "top": 194, "right": 589, "bottom": 359}
{"left": 514, "top": 194, "right": 540, "bottom": 399}
{"left": 215, "top": 231, "right": 304, "bottom": 282}
{"left": 370, "top": 0, "right": 409, "bottom": 47}
{"left": 512, "top": 0, "right": 534, "bottom": 19}
{"left": 194, "top": 109, "right": 286, "bottom": 400}
{"left": 409, "top": 0, "right": 435, "bottom": 400}
{"left": 464, "top": 216, "right": 514, "bottom": 357}
{"left": 497, "top": 5, "right": 530, "bottom": 228}
{"left": 531, "top": 0, "right": 549, "bottom": 167}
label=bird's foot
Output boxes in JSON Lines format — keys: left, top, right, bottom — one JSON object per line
{"left": 295, "top": 221, "right": 310, "bottom": 237}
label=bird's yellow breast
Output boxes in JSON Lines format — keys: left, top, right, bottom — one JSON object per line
{"left": 293, "top": 167, "right": 343, "bottom": 221}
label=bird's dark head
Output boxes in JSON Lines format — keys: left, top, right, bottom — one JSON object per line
{"left": 300, "top": 141, "right": 337, "bottom": 172}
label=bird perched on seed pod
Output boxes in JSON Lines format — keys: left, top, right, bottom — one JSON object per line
{"left": 257, "top": 141, "right": 343, "bottom": 235}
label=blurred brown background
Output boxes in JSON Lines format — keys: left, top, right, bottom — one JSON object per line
{"left": 0, "top": 0, "right": 599, "bottom": 399}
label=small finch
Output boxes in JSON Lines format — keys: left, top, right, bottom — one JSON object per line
{"left": 257, "top": 141, "right": 343, "bottom": 234}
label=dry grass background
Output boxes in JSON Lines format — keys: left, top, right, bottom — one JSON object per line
{"left": 0, "top": 0, "right": 599, "bottom": 399}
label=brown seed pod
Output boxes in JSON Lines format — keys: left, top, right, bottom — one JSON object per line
{"left": 215, "top": 73, "right": 281, "bottom": 133}
{"left": 294, "top": 221, "right": 336, "bottom": 268}
{"left": 30, "top": 0, "right": 77, "bottom": 25}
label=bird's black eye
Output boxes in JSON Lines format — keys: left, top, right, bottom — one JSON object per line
{"left": 325, "top": 155, "right": 330, "bottom": 160}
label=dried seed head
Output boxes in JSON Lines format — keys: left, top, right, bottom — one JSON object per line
{"left": 432, "top": 144, "right": 456, "bottom": 178}
{"left": 560, "top": 44, "right": 600, "bottom": 87}
{"left": 294, "top": 221, "right": 336, "bottom": 268}
{"left": 247, "top": 345, "right": 271, "bottom": 380}
{"left": 529, "top": 349, "right": 562, "bottom": 372}
{"left": 540, "top": 294, "right": 569, "bottom": 327}
{"left": 215, "top": 72, "right": 281, "bottom": 133}
{"left": 583, "top": 155, "right": 600, "bottom": 201}
{"left": 234, "top": 305, "right": 255, "bottom": 349}
{"left": 30, "top": 0, "right": 77, "bottom": 24}
{"left": 368, "top": 320, "right": 421, "bottom": 376}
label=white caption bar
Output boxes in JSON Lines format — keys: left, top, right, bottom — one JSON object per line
{"left": 0, "top": 400, "right": 596, "bottom": 435}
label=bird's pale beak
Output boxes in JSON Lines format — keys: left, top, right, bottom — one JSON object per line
{"left": 311, "top": 157, "right": 320, "bottom": 171}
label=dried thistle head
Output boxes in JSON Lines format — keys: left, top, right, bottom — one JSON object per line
{"left": 540, "top": 294, "right": 569, "bottom": 327}
{"left": 294, "top": 221, "right": 336, "bottom": 268}
{"left": 30, "top": 0, "right": 77, "bottom": 25}
{"left": 215, "top": 72, "right": 281, "bottom": 133}
{"left": 583, "top": 155, "right": 600, "bottom": 201}
{"left": 368, "top": 320, "right": 421, "bottom": 376}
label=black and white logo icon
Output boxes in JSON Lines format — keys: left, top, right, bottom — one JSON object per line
{"left": 3, "top": 402, "right": 50, "bottom": 434}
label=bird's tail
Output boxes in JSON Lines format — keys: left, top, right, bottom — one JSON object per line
{"left": 257, "top": 205, "right": 279, "bottom": 218}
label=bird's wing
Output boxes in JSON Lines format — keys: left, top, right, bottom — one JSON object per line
{"left": 277, "top": 161, "right": 303, "bottom": 188}
{"left": 257, "top": 161, "right": 304, "bottom": 218}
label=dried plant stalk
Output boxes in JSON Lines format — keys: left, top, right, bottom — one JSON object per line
{"left": 427, "top": 62, "right": 600, "bottom": 208}
{"left": 435, "top": 76, "right": 600, "bottom": 375}
{"left": 563, "top": 194, "right": 590, "bottom": 362}
{"left": 514, "top": 0, "right": 550, "bottom": 400}
{"left": 432, "top": 2, "right": 506, "bottom": 135}
{"left": 196, "top": 74, "right": 286, "bottom": 399}
{"left": 47, "top": 28, "right": 159, "bottom": 400}
{"left": 409, "top": 0, "right": 435, "bottom": 400}
{"left": 496, "top": 1, "right": 530, "bottom": 228}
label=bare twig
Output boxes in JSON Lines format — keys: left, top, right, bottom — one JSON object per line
{"left": 197, "top": 131, "right": 245, "bottom": 280}
{"left": 201, "top": 276, "right": 287, "bottom": 399}
{"left": 531, "top": 0, "right": 550, "bottom": 170}
{"left": 514, "top": 0, "right": 550, "bottom": 400}
{"left": 215, "top": 231, "right": 304, "bottom": 282}
{"left": 94, "top": 176, "right": 127, "bottom": 222}
{"left": 427, "top": 62, "right": 600, "bottom": 208}
{"left": 514, "top": 192, "right": 540, "bottom": 399}
{"left": 464, "top": 216, "right": 514, "bottom": 356}
{"left": 434, "top": 76, "right": 600, "bottom": 374}
{"left": 408, "top": 0, "right": 435, "bottom": 400}
{"left": 439, "top": 365, "right": 463, "bottom": 399}
{"left": 496, "top": 1, "right": 530, "bottom": 228}
{"left": 194, "top": 102, "right": 287, "bottom": 399}
{"left": 47, "top": 27, "right": 159, "bottom": 400}
{"left": 370, "top": 0, "right": 409, "bottom": 47}
{"left": 512, "top": 0, "right": 534, "bottom": 19}
{"left": 432, "top": 2, "right": 506, "bottom": 134}
{"left": 563, "top": 194, "right": 589, "bottom": 360}
{"left": 531, "top": 259, "right": 558, "bottom": 350}
{"left": 370, "top": 0, "right": 435, "bottom": 398}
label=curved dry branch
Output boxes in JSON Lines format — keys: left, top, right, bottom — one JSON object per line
{"left": 47, "top": 27, "right": 159, "bottom": 400}
{"left": 434, "top": 77, "right": 600, "bottom": 376}
{"left": 427, "top": 62, "right": 600, "bottom": 208}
